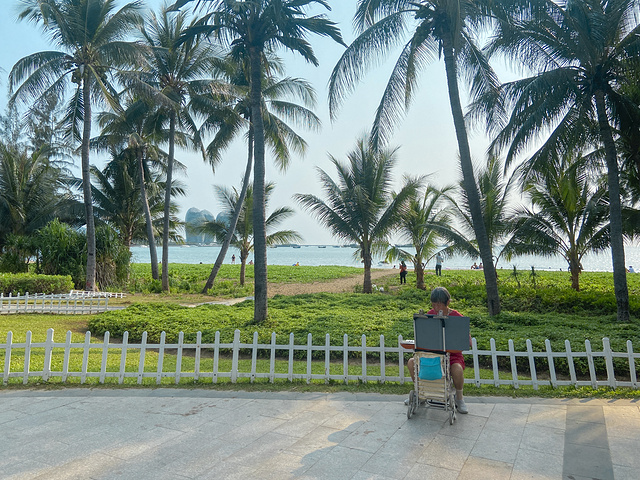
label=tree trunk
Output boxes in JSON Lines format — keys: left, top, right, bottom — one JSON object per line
{"left": 138, "top": 150, "right": 159, "bottom": 280}
{"left": 202, "top": 129, "right": 254, "bottom": 293}
{"left": 249, "top": 47, "right": 268, "bottom": 322}
{"left": 81, "top": 78, "right": 97, "bottom": 291}
{"left": 162, "top": 112, "right": 176, "bottom": 293}
{"left": 594, "top": 90, "right": 630, "bottom": 321}
{"left": 415, "top": 260, "right": 425, "bottom": 290}
{"left": 240, "top": 247, "right": 248, "bottom": 286}
{"left": 442, "top": 37, "right": 500, "bottom": 315}
{"left": 362, "top": 241, "right": 372, "bottom": 293}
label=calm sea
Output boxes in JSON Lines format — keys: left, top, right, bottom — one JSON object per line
{"left": 130, "top": 244, "right": 640, "bottom": 273}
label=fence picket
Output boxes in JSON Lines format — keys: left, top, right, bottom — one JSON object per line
{"left": 343, "top": 334, "right": 349, "bottom": 384}
{"left": 306, "top": 333, "right": 313, "bottom": 384}
{"left": 119, "top": 332, "right": 129, "bottom": 385}
{"left": 62, "top": 331, "right": 72, "bottom": 383}
{"left": 23, "top": 331, "right": 32, "bottom": 384}
{"left": 175, "top": 332, "right": 184, "bottom": 385}
{"left": 379, "top": 335, "right": 386, "bottom": 384}
{"left": 3, "top": 331, "right": 12, "bottom": 385}
{"left": 43, "top": 328, "right": 54, "bottom": 381}
{"left": 156, "top": 331, "right": 166, "bottom": 385}
{"left": 565, "top": 340, "right": 577, "bottom": 385}
{"left": 361, "top": 335, "right": 367, "bottom": 383}
{"left": 81, "top": 331, "right": 91, "bottom": 384}
{"left": 585, "top": 340, "right": 597, "bottom": 388}
{"left": 603, "top": 338, "right": 616, "bottom": 388}
{"left": 99, "top": 332, "right": 110, "bottom": 384}
{"left": 526, "top": 340, "right": 538, "bottom": 390}
{"left": 545, "top": 340, "right": 557, "bottom": 388}
{"left": 250, "top": 332, "right": 258, "bottom": 383}
{"left": 231, "top": 330, "right": 240, "bottom": 383}
{"left": 288, "top": 333, "right": 295, "bottom": 382}
{"left": 508, "top": 339, "right": 518, "bottom": 389}
{"left": 490, "top": 338, "right": 499, "bottom": 387}
{"left": 269, "top": 332, "right": 276, "bottom": 383}
{"left": 194, "top": 331, "right": 202, "bottom": 383}
{"left": 324, "top": 334, "right": 330, "bottom": 384}
{"left": 627, "top": 340, "right": 637, "bottom": 389}
{"left": 212, "top": 331, "right": 220, "bottom": 384}
{"left": 399, "top": 336, "right": 407, "bottom": 385}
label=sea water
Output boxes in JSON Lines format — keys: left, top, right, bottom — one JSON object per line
{"left": 130, "top": 244, "right": 640, "bottom": 273}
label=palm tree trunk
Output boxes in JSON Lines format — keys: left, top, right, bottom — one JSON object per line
{"left": 415, "top": 261, "right": 425, "bottom": 290}
{"left": 362, "top": 241, "right": 372, "bottom": 293}
{"left": 442, "top": 37, "right": 500, "bottom": 315}
{"left": 594, "top": 90, "right": 630, "bottom": 321}
{"left": 81, "top": 79, "right": 97, "bottom": 291}
{"left": 202, "top": 129, "right": 254, "bottom": 293}
{"left": 250, "top": 47, "right": 268, "bottom": 322}
{"left": 138, "top": 150, "right": 159, "bottom": 280}
{"left": 162, "top": 111, "right": 176, "bottom": 293}
{"left": 240, "top": 248, "right": 248, "bottom": 286}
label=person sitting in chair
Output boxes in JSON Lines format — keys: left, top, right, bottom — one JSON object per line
{"left": 406, "top": 287, "right": 470, "bottom": 414}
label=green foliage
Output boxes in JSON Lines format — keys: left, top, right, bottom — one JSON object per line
{"left": 0, "top": 273, "right": 74, "bottom": 295}
{"left": 35, "top": 219, "right": 86, "bottom": 287}
{"left": 95, "top": 225, "right": 131, "bottom": 289}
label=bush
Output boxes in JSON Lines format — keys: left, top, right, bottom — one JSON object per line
{"left": 36, "top": 219, "right": 86, "bottom": 287}
{"left": 0, "top": 273, "right": 74, "bottom": 295}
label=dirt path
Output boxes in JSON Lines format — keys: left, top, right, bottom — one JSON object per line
{"left": 267, "top": 269, "right": 396, "bottom": 297}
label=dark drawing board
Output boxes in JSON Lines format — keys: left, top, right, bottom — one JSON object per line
{"left": 413, "top": 314, "right": 470, "bottom": 351}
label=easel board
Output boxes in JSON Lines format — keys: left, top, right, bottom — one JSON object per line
{"left": 413, "top": 314, "right": 470, "bottom": 351}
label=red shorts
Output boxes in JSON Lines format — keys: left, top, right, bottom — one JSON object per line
{"left": 449, "top": 352, "right": 465, "bottom": 369}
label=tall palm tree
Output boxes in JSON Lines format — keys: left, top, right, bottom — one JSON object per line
{"left": 386, "top": 185, "right": 473, "bottom": 290}
{"left": 481, "top": 0, "right": 640, "bottom": 320}
{"left": 512, "top": 154, "right": 611, "bottom": 291}
{"left": 198, "top": 182, "right": 301, "bottom": 286}
{"left": 198, "top": 59, "right": 321, "bottom": 293}
{"left": 171, "top": 0, "right": 344, "bottom": 321}
{"left": 329, "top": 0, "right": 502, "bottom": 314}
{"left": 10, "top": 0, "right": 143, "bottom": 291}
{"left": 295, "top": 135, "right": 420, "bottom": 293}
{"left": 94, "top": 97, "right": 166, "bottom": 279}
{"left": 135, "top": 6, "right": 220, "bottom": 292}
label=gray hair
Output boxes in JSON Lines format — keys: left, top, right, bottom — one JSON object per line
{"left": 430, "top": 287, "right": 451, "bottom": 304}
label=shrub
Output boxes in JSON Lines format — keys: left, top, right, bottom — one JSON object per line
{"left": 0, "top": 273, "right": 74, "bottom": 295}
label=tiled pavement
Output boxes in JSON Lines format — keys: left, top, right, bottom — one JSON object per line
{"left": 0, "top": 389, "right": 638, "bottom": 479}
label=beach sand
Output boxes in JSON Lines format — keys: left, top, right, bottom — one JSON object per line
{"left": 268, "top": 269, "right": 396, "bottom": 296}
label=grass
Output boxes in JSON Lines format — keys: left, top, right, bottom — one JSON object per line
{"left": 1, "top": 265, "right": 640, "bottom": 397}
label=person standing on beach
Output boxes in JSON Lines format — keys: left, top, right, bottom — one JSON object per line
{"left": 399, "top": 261, "right": 408, "bottom": 284}
{"left": 435, "top": 253, "right": 443, "bottom": 276}
{"left": 231, "top": 254, "right": 236, "bottom": 264}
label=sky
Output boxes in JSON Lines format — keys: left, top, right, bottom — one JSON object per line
{"left": 0, "top": 0, "right": 501, "bottom": 246}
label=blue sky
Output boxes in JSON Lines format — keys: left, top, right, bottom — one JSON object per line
{"left": 0, "top": 1, "right": 496, "bottom": 245}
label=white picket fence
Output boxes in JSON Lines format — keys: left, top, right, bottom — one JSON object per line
{"left": 2, "top": 329, "right": 638, "bottom": 389}
{"left": 0, "top": 293, "right": 109, "bottom": 315}
{"left": 69, "top": 290, "right": 126, "bottom": 299}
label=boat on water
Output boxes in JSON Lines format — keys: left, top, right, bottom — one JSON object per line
{"left": 292, "top": 244, "right": 301, "bottom": 249}
{"left": 318, "top": 245, "right": 326, "bottom": 248}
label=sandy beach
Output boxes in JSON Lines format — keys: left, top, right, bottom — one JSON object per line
{"left": 267, "top": 269, "right": 396, "bottom": 297}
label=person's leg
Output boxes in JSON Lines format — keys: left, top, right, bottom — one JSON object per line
{"left": 407, "top": 357, "right": 415, "bottom": 382}
{"left": 450, "top": 362, "right": 468, "bottom": 413}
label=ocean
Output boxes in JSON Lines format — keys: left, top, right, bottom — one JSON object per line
{"left": 130, "top": 244, "right": 640, "bottom": 273}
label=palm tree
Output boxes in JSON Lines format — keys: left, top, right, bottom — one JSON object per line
{"left": 171, "top": 0, "right": 344, "bottom": 321}
{"left": 329, "top": 0, "right": 502, "bottom": 314}
{"left": 198, "top": 58, "right": 321, "bottom": 293}
{"left": 94, "top": 97, "right": 166, "bottom": 279}
{"left": 10, "top": 0, "right": 143, "bottom": 291}
{"left": 134, "top": 6, "right": 220, "bottom": 292}
{"left": 386, "top": 185, "right": 472, "bottom": 290}
{"left": 295, "top": 135, "right": 420, "bottom": 293}
{"left": 198, "top": 181, "right": 302, "bottom": 286}
{"left": 511, "top": 154, "right": 610, "bottom": 291}
{"left": 481, "top": 0, "right": 640, "bottom": 320}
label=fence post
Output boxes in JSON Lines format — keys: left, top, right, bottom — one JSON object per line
{"left": 23, "top": 330, "right": 32, "bottom": 384}
{"left": 602, "top": 337, "right": 616, "bottom": 388}
{"left": 231, "top": 329, "right": 240, "bottom": 383}
{"left": 398, "top": 335, "right": 407, "bottom": 385}
{"left": 42, "top": 328, "right": 54, "bottom": 382}
{"left": 137, "top": 331, "right": 147, "bottom": 385}
{"left": 268, "top": 332, "right": 276, "bottom": 383}
{"left": 287, "top": 333, "right": 295, "bottom": 382}
{"left": 306, "top": 333, "right": 313, "bottom": 384}
{"left": 324, "top": 334, "right": 331, "bottom": 384}
{"left": 379, "top": 335, "right": 386, "bottom": 384}
{"left": 526, "top": 339, "right": 538, "bottom": 390}
{"left": 213, "top": 331, "right": 220, "bottom": 384}
{"left": 119, "top": 331, "right": 129, "bottom": 385}
{"left": 490, "top": 338, "right": 499, "bottom": 387}
{"left": 99, "top": 331, "right": 110, "bottom": 384}
{"left": 250, "top": 332, "right": 258, "bottom": 383}
{"left": 508, "top": 339, "right": 518, "bottom": 389}
{"left": 194, "top": 331, "right": 202, "bottom": 383}
{"left": 585, "top": 339, "right": 597, "bottom": 388}
{"left": 565, "top": 340, "right": 577, "bottom": 386}
{"left": 627, "top": 340, "right": 637, "bottom": 389}
{"left": 361, "top": 334, "right": 367, "bottom": 383}
{"left": 545, "top": 339, "right": 557, "bottom": 388}
{"left": 343, "top": 334, "right": 349, "bottom": 384}
{"left": 156, "top": 331, "right": 166, "bottom": 385}
{"left": 175, "top": 332, "right": 184, "bottom": 385}
{"left": 81, "top": 331, "right": 91, "bottom": 384}
{"left": 471, "top": 337, "right": 480, "bottom": 387}
{"left": 62, "top": 330, "right": 72, "bottom": 383}
{"left": 3, "top": 331, "right": 12, "bottom": 385}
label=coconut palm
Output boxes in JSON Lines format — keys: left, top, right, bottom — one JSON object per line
{"left": 480, "top": 0, "right": 640, "bottom": 320}
{"left": 385, "top": 185, "right": 472, "bottom": 290}
{"left": 198, "top": 58, "right": 321, "bottom": 293}
{"left": 94, "top": 97, "right": 167, "bottom": 279}
{"left": 9, "top": 0, "right": 143, "bottom": 290}
{"left": 295, "top": 135, "right": 420, "bottom": 293}
{"left": 329, "top": 0, "right": 502, "bottom": 314}
{"left": 134, "top": 5, "right": 220, "bottom": 292}
{"left": 511, "top": 154, "right": 610, "bottom": 291}
{"left": 198, "top": 182, "right": 302, "bottom": 286}
{"left": 170, "top": 0, "right": 344, "bottom": 321}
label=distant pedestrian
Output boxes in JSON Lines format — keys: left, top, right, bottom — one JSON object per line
{"left": 629, "top": 265, "right": 636, "bottom": 273}
{"left": 435, "top": 253, "right": 443, "bottom": 276}
{"left": 399, "top": 261, "right": 408, "bottom": 284}
{"left": 231, "top": 254, "right": 236, "bottom": 264}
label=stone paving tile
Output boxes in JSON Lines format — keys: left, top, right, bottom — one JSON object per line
{"left": 470, "top": 428, "right": 522, "bottom": 464}
{"left": 607, "top": 434, "right": 640, "bottom": 469}
{"left": 563, "top": 443, "right": 614, "bottom": 480}
{"left": 511, "top": 448, "right": 563, "bottom": 480}
{"left": 403, "top": 462, "right": 459, "bottom": 480}
{"left": 416, "top": 433, "right": 476, "bottom": 471}
{"left": 456, "top": 456, "right": 512, "bottom": 480}
{"left": 519, "top": 424, "right": 565, "bottom": 456}
{"left": 298, "top": 445, "right": 373, "bottom": 480}
{"left": 527, "top": 405, "right": 567, "bottom": 430}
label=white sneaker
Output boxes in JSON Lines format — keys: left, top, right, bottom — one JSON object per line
{"left": 404, "top": 398, "right": 410, "bottom": 406}
{"left": 455, "top": 398, "right": 468, "bottom": 414}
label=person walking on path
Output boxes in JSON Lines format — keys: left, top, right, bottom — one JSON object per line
{"left": 399, "top": 261, "right": 408, "bottom": 284}
{"left": 406, "top": 287, "right": 471, "bottom": 414}
{"left": 435, "top": 252, "right": 443, "bottom": 276}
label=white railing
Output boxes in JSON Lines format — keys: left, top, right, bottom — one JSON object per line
{"left": 69, "top": 290, "right": 125, "bottom": 298}
{"left": 0, "top": 293, "right": 109, "bottom": 315}
{"left": 1, "top": 329, "right": 638, "bottom": 389}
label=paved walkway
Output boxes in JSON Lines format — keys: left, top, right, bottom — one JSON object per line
{"left": 1, "top": 389, "right": 638, "bottom": 479}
